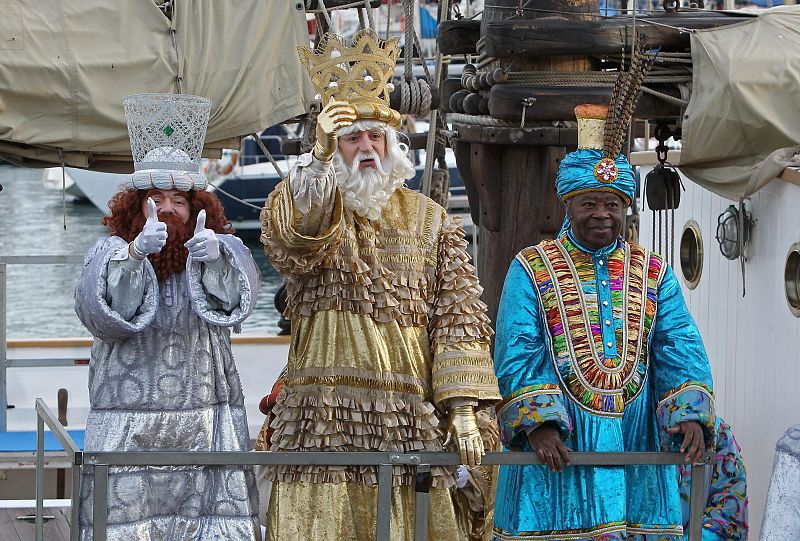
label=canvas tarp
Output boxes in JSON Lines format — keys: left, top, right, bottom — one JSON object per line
{"left": 680, "top": 5, "right": 800, "bottom": 201}
{"left": 0, "top": 1, "right": 315, "bottom": 171}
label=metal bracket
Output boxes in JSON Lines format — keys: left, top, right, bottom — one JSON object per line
{"left": 390, "top": 454, "right": 421, "bottom": 465}
{"left": 653, "top": 122, "right": 681, "bottom": 165}
{"left": 520, "top": 97, "right": 536, "bottom": 128}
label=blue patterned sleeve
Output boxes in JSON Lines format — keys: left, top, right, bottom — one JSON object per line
{"left": 702, "top": 420, "right": 748, "bottom": 540}
{"left": 494, "top": 257, "right": 573, "bottom": 450}
{"left": 650, "top": 265, "right": 715, "bottom": 449}
{"left": 678, "top": 418, "right": 748, "bottom": 541}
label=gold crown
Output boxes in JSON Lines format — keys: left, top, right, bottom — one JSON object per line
{"left": 298, "top": 29, "right": 401, "bottom": 128}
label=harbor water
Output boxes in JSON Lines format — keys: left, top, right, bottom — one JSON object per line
{"left": 0, "top": 164, "right": 285, "bottom": 338}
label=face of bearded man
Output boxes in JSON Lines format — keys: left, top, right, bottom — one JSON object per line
{"left": 333, "top": 149, "right": 403, "bottom": 221}
{"left": 148, "top": 213, "right": 192, "bottom": 282}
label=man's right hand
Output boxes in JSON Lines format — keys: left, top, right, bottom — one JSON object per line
{"left": 131, "top": 197, "right": 168, "bottom": 259}
{"left": 313, "top": 99, "right": 356, "bottom": 162}
{"left": 528, "top": 422, "right": 571, "bottom": 472}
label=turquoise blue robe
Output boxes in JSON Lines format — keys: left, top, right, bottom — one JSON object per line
{"left": 493, "top": 232, "right": 715, "bottom": 541}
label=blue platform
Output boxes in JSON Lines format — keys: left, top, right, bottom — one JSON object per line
{"left": 0, "top": 430, "right": 85, "bottom": 453}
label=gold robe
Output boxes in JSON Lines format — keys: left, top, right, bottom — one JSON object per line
{"left": 260, "top": 175, "right": 500, "bottom": 540}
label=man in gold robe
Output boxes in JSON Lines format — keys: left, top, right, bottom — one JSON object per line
{"left": 259, "top": 29, "right": 501, "bottom": 540}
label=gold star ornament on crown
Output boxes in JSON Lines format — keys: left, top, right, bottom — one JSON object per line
{"left": 298, "top": 29, "right": 402, "bottom": 128}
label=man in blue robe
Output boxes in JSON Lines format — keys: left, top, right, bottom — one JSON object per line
{"left": 492, "top": 104, "right": 716, "bottom": 541}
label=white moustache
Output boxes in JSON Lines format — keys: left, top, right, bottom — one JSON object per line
{"left": 349, "top": 151, "right": 390, "bottom": 177}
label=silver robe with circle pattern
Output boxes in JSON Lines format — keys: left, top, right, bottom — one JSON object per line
{"left": 74, "top": 234, "right": 260, "bottom": 541}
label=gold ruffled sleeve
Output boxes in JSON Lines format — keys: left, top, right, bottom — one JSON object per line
{"left": 430, "top": 215, "right": 501, "bottom": 408}
{"left": 260, "top": 177, "right": 344, "bottom": 277}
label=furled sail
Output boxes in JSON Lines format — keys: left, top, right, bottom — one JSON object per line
{"left": 0, "top": 0, "right": 314, "bottom": 171}
{"left": 680, "top": 5, "right": 800, "bottom": 200}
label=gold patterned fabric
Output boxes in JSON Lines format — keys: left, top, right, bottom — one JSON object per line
{"left": 260, "top": 177, "right": 500, "bottom": 538}
{"left": 267, "top": 481, "right": 461, "bottom": 541}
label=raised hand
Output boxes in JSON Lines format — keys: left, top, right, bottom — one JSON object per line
{"left": 185, "top": 209, "right": 220, "bottom": 263}
{"left": 132, "top": 197, "right": 168, "bottom": 258}
{"left": 313, "top": 98, "right": 357, "bottom": 161}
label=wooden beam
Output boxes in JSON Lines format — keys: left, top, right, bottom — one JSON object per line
{"left": 489, "top": 84, "right": 682, "bottom": 122}
{"left": 484, "top": 13, "right": 756, "bottom": 57}
{"left": 453, "top": 123, "right": 577, "bottom": 147}
{"left": 629, "top": 149, "right": 682, "bottom": 166}
{"left": 779, "top": 166, "right": 800, "bottom": 187}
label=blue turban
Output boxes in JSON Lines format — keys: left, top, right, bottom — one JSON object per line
{"left": 556, "top": 148, "right": 636, "bottom": 237}
{"left": 556, "top": 148, "right": 636, "bottom": 205}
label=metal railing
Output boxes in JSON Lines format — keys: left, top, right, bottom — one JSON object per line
{"left": 0, "top": 255, "right": 85, "bottom": 432}
{"left": 34, "top": 398, "right": 712, "bottom": 541}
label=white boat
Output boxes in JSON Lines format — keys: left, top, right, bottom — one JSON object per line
{"left": 635, "top": 150, "right": 800, "bottom": 537}
{"left": 41, "top": 168, "right": 86, "bottom": 201}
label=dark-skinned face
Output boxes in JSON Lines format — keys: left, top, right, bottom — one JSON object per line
{"left": 566, "top": 191, "right": 627, "bottom": 250}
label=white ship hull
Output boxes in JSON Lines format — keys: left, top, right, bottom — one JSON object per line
{"left": 636, "top": 153, "right": 800, "bottom": 538}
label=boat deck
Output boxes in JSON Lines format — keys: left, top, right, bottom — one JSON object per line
{"left": 0, "top": 501, "right": 71, "bottom": 541}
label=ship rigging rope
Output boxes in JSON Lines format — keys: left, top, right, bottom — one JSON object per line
{"left": 448, "top": 113, "right": 518, "bottom": 127}
{"left": 396, "top": 0, "right": 433, "bottom": 117}
{"left": 364, "top": 0, "right": 375, "bottom": 30}
{"left": 210, "top": 133, "right": 288, "bottom": 213}
{"left": 504, "top": 72, "right": 691, "bottom": 85}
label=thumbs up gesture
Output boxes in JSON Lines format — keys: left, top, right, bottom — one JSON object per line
{"left": 132, "top": 197, "right": 168, "bottom": 258}
{"left": 185, "top": 209, "right": 220, "bottom": 263}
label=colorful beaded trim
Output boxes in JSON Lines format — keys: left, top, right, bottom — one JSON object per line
{"left": 519, "top": 238, "right": 665, "bottom": 417}
{"left": 492, "top": 521, "right": 683, "bottom": 541}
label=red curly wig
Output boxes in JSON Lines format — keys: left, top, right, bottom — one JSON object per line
{"left": 102, "top": 189, "right": 234, "bottom": 282}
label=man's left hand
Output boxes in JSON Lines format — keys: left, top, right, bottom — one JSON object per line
{"left": 185, "top": 210, "right": 220, "bottom": 263}
{"left": 666, "top": 420, "right": 705, "bottom": 463}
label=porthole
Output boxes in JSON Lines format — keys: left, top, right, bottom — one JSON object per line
{"left": 679, "top": 220, "right": 703, "bottom": 290}
{"left": 784, "top": 243, "right": 800, "bottom": 318}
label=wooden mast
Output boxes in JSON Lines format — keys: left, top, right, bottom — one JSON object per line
{"left": 451, "top": 0, "right": 598, "bottom": 325}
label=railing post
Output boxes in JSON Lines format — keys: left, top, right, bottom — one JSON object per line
{"left": 376, "top": 463, "right": 393, "bottom": 541}
{"left": 71, "top": 463, "right": 82, "bottom": 541}
{"left": 413, "top": 465, "right": 431, "bottom": 541}
{"left": 35, "top": 411, "right": 45, "bottom": 541}
{"left": 688, "top": 460, "right": 710, "bottom": 541}
{"left": 93, "top": 465, "right": 109, "bottom": 541}
{"left": 0, "top": 262, "right": 7, "bottom": 432}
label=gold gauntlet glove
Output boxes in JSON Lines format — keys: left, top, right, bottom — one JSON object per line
{"left": 447, "top": 405, "right": 484, "bottom": 467}
{"left": 313, "top": 99, "right": 357, "bottom": 162}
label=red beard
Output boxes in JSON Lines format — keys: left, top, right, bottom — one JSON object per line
{"left": 148, "top": 214, "right": 192, "bottom": 282}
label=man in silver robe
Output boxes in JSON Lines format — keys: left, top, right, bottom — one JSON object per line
{"left": 74, "top": 93, "right": 261, "bottom": 541}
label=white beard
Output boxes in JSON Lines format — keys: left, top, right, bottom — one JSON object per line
{"left": 333, "top": 151, "right": 404, "bottom": 221}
